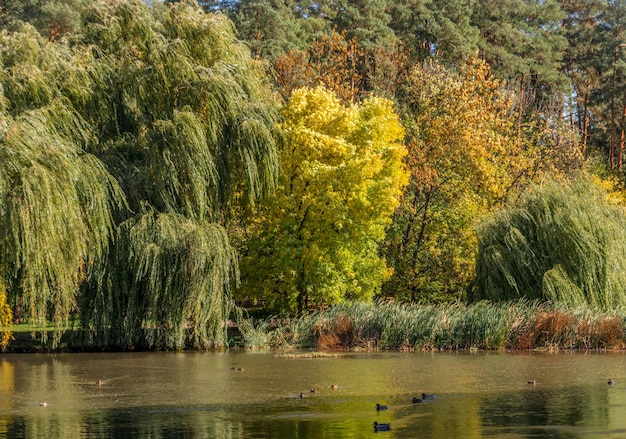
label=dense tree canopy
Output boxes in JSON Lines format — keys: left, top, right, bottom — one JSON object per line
{"left": 3, "top": 0, "right": 626, "bottom": 351}
{"left": 238, "top": 87, "right": 408, "bottom": 313}
{"left": 0, "top": 0, "right": 279, "bottom": 348}
{"left": 384, "top": 59, "right": 552, "bottom": 302}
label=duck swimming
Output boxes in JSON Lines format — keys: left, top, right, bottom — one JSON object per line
{"left": 373, "top": 422, "right": 391, "bottom": 431}
{"left": 608, "top": 378, "right": 616, "bottom": 385}
{"left": 376, "top": 403, "right": 388, "bottom": 411}
{"left": 412, "top": 397, "right": 424, "bottom": 403}
{"left": 422, "top": 393, "right": 436, "bottom": 400}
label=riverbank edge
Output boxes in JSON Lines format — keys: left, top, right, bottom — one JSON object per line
{"left": 3, "top": 300, "right": 626, "bottom": 353}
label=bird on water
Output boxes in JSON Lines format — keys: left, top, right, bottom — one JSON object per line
{"left": 373, "top": 422, "right": 391, "bottom": 431}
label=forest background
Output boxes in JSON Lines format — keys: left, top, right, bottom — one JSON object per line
{"left": 1, "top": 0, "right": 626, "bottom": 352}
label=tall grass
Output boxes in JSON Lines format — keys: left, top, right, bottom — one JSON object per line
{"left": 240, "top": 300, "right": 626, "bottom": 351}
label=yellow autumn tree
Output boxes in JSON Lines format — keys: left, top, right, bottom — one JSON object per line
{"left": 238, "top": 87, "right": 408, "bottom": 313}
{"left": 385, "top": 59, "right": 549, "bottom": 302}
{"left": 0, "top": 279, "right": 13, "bottom": 351}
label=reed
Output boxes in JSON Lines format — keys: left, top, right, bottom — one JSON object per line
{"left": 243, "top": 300, "right": 626, "bottom": 351}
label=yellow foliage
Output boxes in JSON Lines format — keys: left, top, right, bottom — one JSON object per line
{"left": 0, "top": 280, "right": 13, "bottom": 351}
{"left": 386, "top": 58, "right": 577, "bottom": 301}
{"left": 592, "top": 174, "right": 626, "bottom": 207}
{"left": 239, "top": 86, "right": 408, "bottom": 312}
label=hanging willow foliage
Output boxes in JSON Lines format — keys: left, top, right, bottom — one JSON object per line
{"left": 74, "top": 0, "right": 278, "bottom": 349}
{"left": 473, "top": 177, "right": 626, "bottom": 309}
{"left": 1, "top": 0, "right": 279, "bottom": 349}
{"left": 78, "top": 0, "right": 278, "bottom": 213}
{"left": 80, "top": 211, "right": 238, "bottom": 350}
{"left": 0, "top": 101, "right": 126, "bottom": 343}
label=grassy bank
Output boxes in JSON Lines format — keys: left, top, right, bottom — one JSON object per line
{"left": 3, "top": 300, "right": 625, "bottom": 353}
{"left": 237, "top": 300, "right": 626, "bottom": 351}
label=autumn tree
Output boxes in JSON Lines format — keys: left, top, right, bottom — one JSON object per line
{"left": 238, "top": 87, "right": 408, "bottom": 313}
{"left": 273, "top": 29, "right": 409, "bottom": 103}
{"left": 273, "top": 30, "right": 365, "bottom": 102}
{"left": 0, "top": 279, "right": 14, "bottom": 351}
{"left": 383, "top": 59, "right": 575, "bottom": 302}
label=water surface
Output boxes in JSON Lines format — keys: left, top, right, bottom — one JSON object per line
{"left": 1, "top": 350, "right": 626, "bottom": 438}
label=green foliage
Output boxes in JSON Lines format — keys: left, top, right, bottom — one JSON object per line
{"left": 79, "top": 0, "right": 278, "bottom": 211}
{"left": 471, "top": 0, "right": 568, "bottom": 89}
{"left": 474, "top": 177, "right": 626, "bottom": 309}
{"left": 389, "top": 0, "right": 481, "bottom": 62}
{"left": 0, "top": 96, "right": 125, "bottom": 343}
{"left": 81, "top": 212, "right": 238, "bottom": 349}
{"left": 0, "top": 0, "right": 279, "bottom": 349}
{"left": 76, "top": 0, "right": 279, "bottom": 349}
{"left": 329, "top": 0, "right": 396, "bottom": 50}
{"left": 238, "top": 87, "right": 408, "bottom": 313}
{"left": 228, "top": 0, "right": 308, "bottom": 60}
{"left": 0, "top": 0, "right": 89, "bottom": 39}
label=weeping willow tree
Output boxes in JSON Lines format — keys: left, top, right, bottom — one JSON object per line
{"left": 0, "top": 22, "right": 127, "bottom": 344}
{"left": 75, "top": 0, "right": 278, "bottom": 349}
{"left": 473, "top": 176, "right": 626, "bottom": 309}
{"left": 0, "top": 0, "right": 278, "bottom": 349}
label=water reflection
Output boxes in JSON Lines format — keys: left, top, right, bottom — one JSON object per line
{"left": 1, "top": 351, "right": 626, "bottom": 438}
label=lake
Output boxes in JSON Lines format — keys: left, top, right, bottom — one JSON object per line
{"left": 1, "top": 350, "right": 625, "bottom": 438}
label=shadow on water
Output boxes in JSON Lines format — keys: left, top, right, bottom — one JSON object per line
{"left": 2, "top": 350, "right": 626, "bottom": 438}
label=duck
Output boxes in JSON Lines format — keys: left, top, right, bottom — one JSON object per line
{"left": 376, "top": 403, "right": 388, "bottom": 411}
{"left": 608, "top": 378, "right": 616, "bottom": 385}
{"left": 373, "top": 422, "right": 391, "bottom": 431}
{"left": 96, "top": 379, "right": 103, "bottom": 386}
{"left": 422, "top": 393, "right": 436, "bottom": 400}
{"left": 412, "top": 397, "right": 424, "bottom": 403}
{"left": 298, "top": 392, "right": 304, "bottom": 399}
{"left": 39, "top": 402, "right": 48, "bottom": 407}
{"left": 310, "top": 388, "right": 317, "bottom": 393}
{"left": 330, "top": 384, "right": 338, "bottom": 390}
{"left": 527, "top": 380, "right": 536, "bottom": 385}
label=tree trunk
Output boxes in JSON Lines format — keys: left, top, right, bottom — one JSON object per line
{"left": 617, "top": 103, "right": 626, "bottom": 180}
{"left": 581, "top": 85, "right": 590, "bottom": 156}
{"left": 517, "top": 74, "right": 526, "bottom": 145}
{"left": 610, "top": 45, "right": 619, "bottom": 172}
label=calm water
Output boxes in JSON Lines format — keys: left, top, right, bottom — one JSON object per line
{"left": 1, "top": 350, "right": 626, "bottom": 438}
